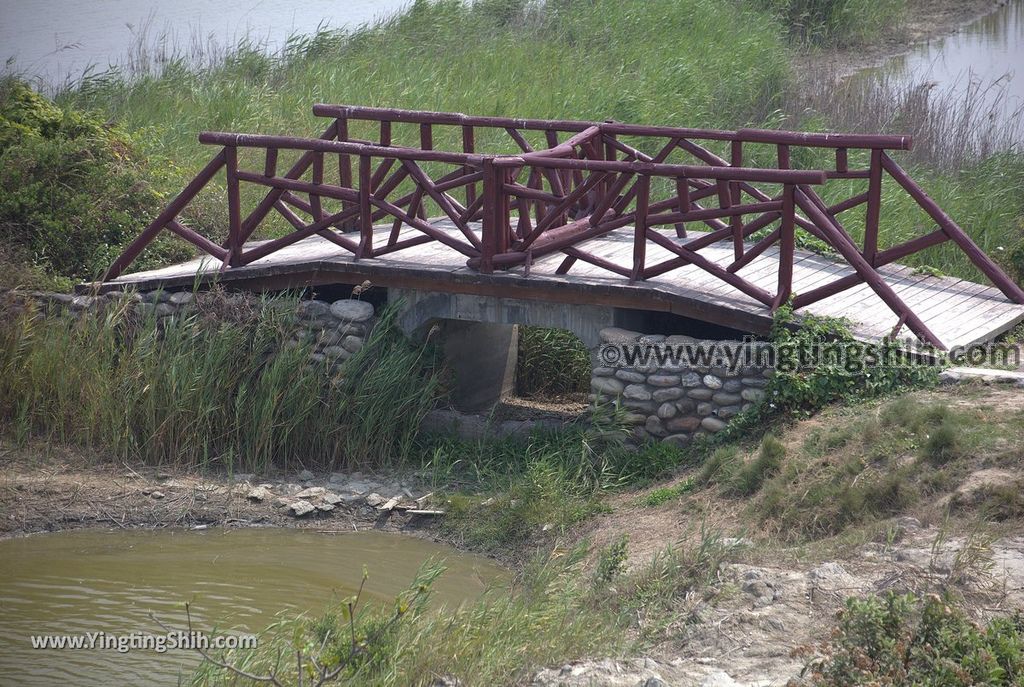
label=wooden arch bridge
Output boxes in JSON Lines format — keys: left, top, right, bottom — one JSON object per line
{"left": 99, "top": 104, "right": 1024, "bottom": 350}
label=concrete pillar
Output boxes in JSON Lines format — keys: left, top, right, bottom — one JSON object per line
{"left": 441, "top": 320, "right": 519, "bottom": 411}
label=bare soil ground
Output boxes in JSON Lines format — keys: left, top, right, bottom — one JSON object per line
{"left": 533, "top": 386, "right": 1024, "bottom": 686}
{"left": 2, "top": 385, "right": 1020, "bottom": 686}
{"left": 0, "top": 443, "right": 442, "bottom": 540}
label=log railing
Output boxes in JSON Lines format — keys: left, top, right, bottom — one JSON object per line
{"left": 104, "top": 105, "right": 1024, "bottom": 350}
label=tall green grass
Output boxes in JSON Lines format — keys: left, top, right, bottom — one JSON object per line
{"left": 753, "top": 0, "right": 906, "bottom": 45}
{"left": 60, "top": 0, "right": 790, "bottom": 172}
{"left": 0, "top": 295, "right": 440, "bottom": 472}
{"left": 190, "top": 528, "right": 737, "bottom": 686}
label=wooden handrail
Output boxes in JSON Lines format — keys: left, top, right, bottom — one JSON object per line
{"left": 103, "top": 104, "right": 1021, "bottom": 352}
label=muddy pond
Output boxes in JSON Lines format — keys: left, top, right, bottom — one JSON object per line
{"left": 0, "top": 528, "right": 507, "bottom": 685}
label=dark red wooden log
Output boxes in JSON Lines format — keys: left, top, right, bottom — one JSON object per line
{"left": 727, "top": 225, "right": 780, "bottom": 274}
{"left": 880, "top": 152, "right": 1024, "bottom": 304}
{"left": 264, "top": 147, "right": 278, "bottom": 178}
{"left": 642, "top": 233, "right": 774, "bottom": 306}
{"left": 237, "top": 120, "right": 338, "bottom": 243}
{"left": 795, "top": 188, "right": 945, "bottom": 348}
{"left": 874, "top": 229, "right": 948, "bottom": 265}
{"left": 224, "top": 146, "right": 242, "bottom": 268}
{"left": 310, "top": 151, "right": 324, "bottom": 223}
{"left": 234, "top": 171, "right": 359, "bottom": 203}
{"left": 239, "top": 207, "right": 359, "bottom": 264}
{"left": 358, "top": 155, "right": 372, "bottom": 259}
{"left": 631, "top": 175, "right": 650, "bottom": 281}
{"left": 736, "top": 128, "right": 912, "bottom": 150}
{"left": 864, "top": 149, "right": 882, "bottom": 265}
{"left": 775, "top": 185, "right": 796, "bottom": 310}
{"left": 199, "top": 132, "right": 484, "bottom": 166}
{"left": 166, "top": 219, "right": 228, "bottom": 260}
{"left": 103, "top": 151, "right": 226, "bottom": 280}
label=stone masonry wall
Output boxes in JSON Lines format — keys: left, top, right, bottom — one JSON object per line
{"left": 591, "top": 327, "right": 772, "bottom": 447}
{"left": 2, "top": 289, "right": 377, "bottom": 370}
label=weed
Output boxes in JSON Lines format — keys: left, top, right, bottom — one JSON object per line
{"left": 806, "top": 592, "right": 1024, "bottom": 685}
{"left": 640, "top": 478, "right": 696, "bottom": 507}
{"left": 594, "top": 535, "right": 629, "bottom": 583}
{"left": 0, "top": 295, "right": 440, "bottom": 472}
{"left": 516, "top": 326, "right": 589, "bottom": 398}
{"left": 729, "top": 434, "right": 786, "bottom": 496}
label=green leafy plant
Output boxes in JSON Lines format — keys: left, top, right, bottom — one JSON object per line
{"left": 0, "top": 78, "right": 189, "bottom": 284}
{"left": 808, "top": 592, "right": 1024, "bottom": 685}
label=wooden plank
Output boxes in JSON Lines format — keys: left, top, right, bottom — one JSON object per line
{"left": 108, "top": 217, "right": 1021, "bottom": 347}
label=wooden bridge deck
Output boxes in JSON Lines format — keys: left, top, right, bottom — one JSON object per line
{"left": 104, "top": 220, "right": 1024, "bottom": 350}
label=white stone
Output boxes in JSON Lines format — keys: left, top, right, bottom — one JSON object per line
{"left": 591, "top": 377, "right": 625, "bottom": 395}
{"left": 701, "top": 416, "right": 727, "bottom": 432}
{"left": 741, "top": 387, "right": 766, "bottom": 402}
{"left": 329, "top": 299, "right": 374, "bottom": 323}
{"left": 168, "top": 292, "right": 194, "bottom": 306}
{"left": 679, "top": 371, "right": 703, "bottom": 387}
{"left": 289, "top": 500, "right": 317, "bottom": 516}
{"left": 702, "top": 374, "right": 723, "bottom": 390}
{"left": 623, "top": 384, "right": 652, "bottom": 401}
{"left": 294, "top": 486, "right": 326, "bottom": 499}
{"left": 657, "top": 402, "right": 677, "bottom": 419}
{"left": 598, "top": 327, "right": 642, "bottom": 343}
{"left": 341, "top": 335, "right": 363, "bottom": 353}
{"left": 615, "top": 370, "right": 647, "bottom": 383}
{"left": 247, "top": 486, "right": 272, "bottom": 501}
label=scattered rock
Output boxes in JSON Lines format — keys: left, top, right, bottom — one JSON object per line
{"left": 699, "top": 670, "right": 739, "bottom": 687}
{"left": 168, "top": 292, "right": 194, "bottom": 306}
{"left": 289, "top": 500, "right": 317, "bottom": 517}
{"left": 294, "top": 486, "right": 326, "bottom": 499}
{"left": 321, "top": 492, "right": 345, "bottom": 506}
{"left": 599, "top": 327, "right": 641, "bottom": 343}
{"left": 365, "top": 493, "right": 386, "bottom": 507}
{"left": 297, "top": 469, "right": 315, "bottom": 482}
{"left": 247, "top": 486, "right": 272, "bottom": 502}
{"left": 592, "top": 377, "right": 626, "bottom": 396}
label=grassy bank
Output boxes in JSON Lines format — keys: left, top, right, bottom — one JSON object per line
{"left": 2, "top": 0, "right": 1022, "bottom": 286}
{"left": 0, "top": 294, "right": 440, "bottom": 472}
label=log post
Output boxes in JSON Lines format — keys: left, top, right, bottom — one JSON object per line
{"left": 774, "top": 184, "right": 795, "bottom": 310}
{"left": 225, "top": 145, "right": 242, "bottom": 268}
{"left": 730, "top": 140, "right": 744, "bottom": 261}
{"left": 631, "top": 175, "right": 650, "bottom": 282}
{"left": 864, "top": 148, "right": 882, "bottom": 265}
{"left": 357, "top": 154, "right": 372, "bottom": 259}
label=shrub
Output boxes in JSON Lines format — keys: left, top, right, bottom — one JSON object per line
{"left": 0, "top": 78, "right": 188, "bottom": 284}
{"left": 809, "top": 593, "right": 1024, "bottom": 685}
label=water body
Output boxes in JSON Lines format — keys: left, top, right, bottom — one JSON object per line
{"left": 0, "top": 0, "right": 411, "bottom": 88}
{"left": 870, "top": 0, "right": 1024, "bottom": 130}
{"left": 0, "top": 529, "right": 506, "bottom": 685}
